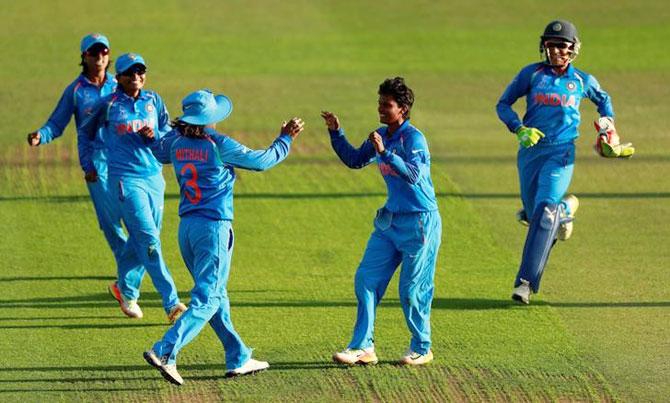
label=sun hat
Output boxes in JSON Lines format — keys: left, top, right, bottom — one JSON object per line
{"left": 180, "top": 89, "right": 233, "bottom": 125}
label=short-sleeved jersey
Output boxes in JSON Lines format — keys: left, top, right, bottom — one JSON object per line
{"left": 496, "top": 63, "right": 613, "bottom": 145}
{"left": 329, "top": 119, "right": 438, "bottom": 213}
{"left": 152, "top": 128, "right": 292, "bottom": 220}
{"left": 81, "top": 88, "right": 171, "bottom": 177}
{"left": 37, "top": 73, "right": 117, "bottom": 172}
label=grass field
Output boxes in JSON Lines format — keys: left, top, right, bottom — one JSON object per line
{"left": 1, "top": 1, "right": 668, "bottom": 401}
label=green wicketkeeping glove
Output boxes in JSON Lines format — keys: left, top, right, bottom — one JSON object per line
{"left": 516, "top": 126, "right": 545, "bottom": 148}
{"left": 594, "top": 117, "right": 635, "bottom": 158}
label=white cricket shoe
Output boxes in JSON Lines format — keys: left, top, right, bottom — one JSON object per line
{"left": 558, "top": 194, "right": 579, "bottom": 241}
{"left": 143, "top": 349, "right": 184, "bottom": 386}
{"left": 399, "top": 349, "right": 434, "bottom": 366}
{"left": 512, "top": 279, "right": 531, "bottom": 304}
{"left": 332, "top": 347, "right": 379, "bottom": 366}
{"left": 516, "top": 208, "right": 530, "bottom": 226}
{"left": 167, "top": 302, "right": 188, "bottom": 324}
{"left": 108, "top": 282, "right": 143, "bottom": 318}
{"left": 225, "top": 358, "right": 270, "bottom": 377}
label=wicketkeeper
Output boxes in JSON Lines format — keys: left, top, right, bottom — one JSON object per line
{"left": 496, "top": 20, "right": 634, "bottom": 304}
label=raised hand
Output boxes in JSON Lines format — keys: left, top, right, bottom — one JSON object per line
{"left": 369, "top": 131, "right": 385, "bottom": 154}
{"left": 320, "top": 111, "right": 340, "bottom": 131}
{"left": 281, "top": 117, "right": 305, "bottom": 138}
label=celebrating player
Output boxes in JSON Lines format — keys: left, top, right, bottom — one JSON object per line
{"left": 496, "top": 20, "right": 635, "bottom": 304}
{"left": 27, "top": 33, "right": 127, "bottom": 276}
{"left": 80, "top": 53, "right": 186, "bottom": 321}
{"left": 323, "top": 77, "right": 442, "bottom": 366}
{"left": 142, "top": 89, "right": 303, "bottom": 385}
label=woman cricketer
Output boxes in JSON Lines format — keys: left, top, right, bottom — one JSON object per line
{"left": 27, "top": 33, "right": 127, "bottom": 278}
{"left": 143, "top": 89, "right": 304, "bottom": 385}
{"left": 496, "top": 20, "right": 634, "bottom": 304}
{"left": 80, "top": 53, "right": 186, "bottom": 321}
{"left": 323, "top": 77, "right": 442, "bottom": 366}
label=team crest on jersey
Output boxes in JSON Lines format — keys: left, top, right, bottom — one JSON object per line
{"left": 566, "top": 82, "right": 576, "bottom": 92}
{"left": 537, "top": 75, "right": 552, "bottom": 90}
{"left": 146, "top": 103, "right": 154, "bottom": 113}
{"left": 116, "top": 105, "right": 128, "bottom": 119}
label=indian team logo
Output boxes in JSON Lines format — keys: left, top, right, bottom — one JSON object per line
{"left": 92, "top": 33, "right": 100, "bottom": 39}
{"left": 128, "top": 53, "right": 137, "bottom": 61}
{"left": 567, "top": 82, "right": 576, "bottom": 92}
{"left": 553, "top": 23, "right": 562, "bottom": 32}
{"left": 146, "top": 103, "right": 154, "bottom": 112}
{"left": 117, "top": 106, "right": 127, "bottom": 119}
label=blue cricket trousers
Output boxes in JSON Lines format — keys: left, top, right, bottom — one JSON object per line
{"left": 517, "top": 142, "right": 576, "bottom": 218}
{"left": 349, "top": 208, "right": 442, "bottom": 355}
{"left": 109, "top": 173, "right": 180, "bottom": 312}
{"left": 86, "top": 149, "right": 127, "bottom": 266}
{"left": 153, "top": 217, "right": 251, "bottom": 369}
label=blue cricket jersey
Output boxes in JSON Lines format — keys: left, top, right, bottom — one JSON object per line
{"left": 496, "top": 63, "right": 614, "bottom": 145}
{"left": 81, "top": 88, "right": 171, "bottom": 177}
{"left": 37, "top": 73, "right": 117, "bottom": 172}
{"left": 329, "top": 119, "right": 438, "bottom": 213}
{"left": 152, "top": 128, "right": 292, "bottom": 220}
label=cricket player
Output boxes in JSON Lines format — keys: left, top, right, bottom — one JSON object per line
{"left": 27, "top": 33, "right": 127, "bottom": 275}
{"left": 142, "top": 89, "right": 303, "bottom": 385}
{"left": 324, "top": 77, "right": 442, "bottom": 366}
{"left": 496, "top": 20, "right": 635, "bottom": 304}
{"left": 80, "top": 53, "right": 186, "bottom": 321}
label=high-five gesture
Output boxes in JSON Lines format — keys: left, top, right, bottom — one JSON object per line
{"left": 280, "top": 117, "right": 305, "bottom": 138}
{"left": 320, "top": 111, "right": 340, "bottom": 131}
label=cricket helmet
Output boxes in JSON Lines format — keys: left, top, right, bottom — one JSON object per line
{"left": 539, "top": 20, "right": 581, "bottom": 65}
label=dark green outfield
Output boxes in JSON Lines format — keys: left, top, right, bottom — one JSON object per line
{"left": 1, "top": 1, "right": 668, "bottom": 401}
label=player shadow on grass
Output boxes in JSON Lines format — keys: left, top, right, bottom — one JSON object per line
{"left": 2, "top": 292, "right": 667, "bottom": 311}
{"left": 0, "top": 275, "right": 115, "bottom": 282}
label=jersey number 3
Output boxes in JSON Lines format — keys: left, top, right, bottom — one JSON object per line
{"left": 181, "top": 163, "right": 202, "bottom": 205}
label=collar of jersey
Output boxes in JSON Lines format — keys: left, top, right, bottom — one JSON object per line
{"left": 543, "top": 63, "right": 576, "bottom": 78}
{"left": 383, "top": 118, "right": 411, "bottom": 139}
{"left": 114, "top": 87, "right": 149, "bottom": 102}
{"left": 78, "top": 72, "right": 116, "bottom": 88}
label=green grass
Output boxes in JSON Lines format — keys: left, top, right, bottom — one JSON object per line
{"left": 1, "top": 0, "right": 668, "bottom": 401}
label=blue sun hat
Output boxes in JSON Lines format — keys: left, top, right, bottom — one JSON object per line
{"left": 115, "top": 53, "right": 146, "bottom": 75}
{"left": 80, "top": 33, "right": 110, "bottom": 52}
{"left": 180, "top": 90, "right": 233, "bottom": 125}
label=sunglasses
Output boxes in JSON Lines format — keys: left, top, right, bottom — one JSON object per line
{"left": 120, "top": 65, "right": 147, "bottom": 77}
{"left": 85, "top": 46, "right": 110, "bottom": 57}
{"left": 545, "top": 41, "right": 573, "bottom": 50}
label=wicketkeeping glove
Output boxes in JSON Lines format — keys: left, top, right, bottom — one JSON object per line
{"left": 516, "top": 126, "right": 545, "bottom": 148}
{"left": 594, "top": 117, "right": 635, "bottom": 158}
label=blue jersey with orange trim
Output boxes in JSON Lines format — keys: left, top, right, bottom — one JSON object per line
{"left": 329, "top": 119, "right": 438, "bottom": 213}
{"left": 496, "top": 63, "right": 614, "bottom": 145}
{"left": 81, "top": 88, "right": 171, "bottom": 177}
{"left": 152, "top": 128, "right": 292, "bottom": 220}
{"left": 37, "top": 73, "right": 117, "bottom": 172}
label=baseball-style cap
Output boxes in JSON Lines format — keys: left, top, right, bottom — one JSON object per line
{"left": 80, "top": 33, "right": 110, "bottom": 53}
{"left": 179, "top": 89, "right": 233, "bottom": 125}
{"left": 115, "top": 53, "right": 146, "bottom": 75}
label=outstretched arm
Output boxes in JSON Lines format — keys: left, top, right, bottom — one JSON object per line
{"left": 217, "top": 117, "right": 303, "bottom": 171}
{"left": 321, "top": 111, "right": 375, "bottom": 169}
